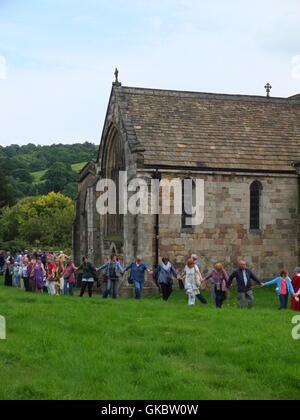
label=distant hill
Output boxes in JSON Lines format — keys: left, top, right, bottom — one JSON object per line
{"left": 0, "top": 142, "right": 98, "bottom": 203}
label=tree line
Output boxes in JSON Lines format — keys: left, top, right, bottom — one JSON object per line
{"left": 0, "top": 142, "right": 98, "bottom": 251}
{"left": 0, "top": 142, "right": 97, "bottom": 204}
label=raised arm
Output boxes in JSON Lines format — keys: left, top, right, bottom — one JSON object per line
{"left": 263, "top": 277, "right": 279, "bottom": 287}
{"left": 97, "top": 262, "right": 108, "bottom": 272}
{"left": 204, "top": 270, "right": 213, "bottom": 282}
{"left": 250, "top": 270, "right": 262, "bottom": 286}
{"left": 227, "top": 271, "right": 236, "bottom": 287}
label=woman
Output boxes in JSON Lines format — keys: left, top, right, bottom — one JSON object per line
{"left": 4, "top": 260, "right": 13, "bottom": 287}
{"left": 54, "top": 258, "right": 64, "bottom": 296}
{"left": 76, "top": 257, "right": 97, "bottom": 298}
{"left": 154, "top": 257, "right": 180, "bottom": 301}
{"left": 97, "top": 254, "right": 124, "bottom": 300}
{"left": 291, "top": 267, "right": 300, "bottom": 311}
{"left": 123, "top": 256, "right": 153, "bottom": 300}
{"left": 33, "top": 257, "right": 46, "bottom": 293}
{"left": 205, "top": 263, "right": 229, "bottom": 309}
{"left": 20, "top": 258, "right": 30, "bottom": 292}
{"left": 181, "top": 258, "right": 207, "bottom": 306}
{"left": 262, "top": 270, "right": 295, "bottom": 310}
{"left": 63, "top": 258, "right": 77, "bottom": 296}
{"left": 47, "top": 256, "right": 57, "bottom": 296}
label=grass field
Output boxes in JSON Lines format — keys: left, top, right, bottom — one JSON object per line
{"left": 0, "top": 275, "right": 299, "bottom": 400}
{"left": 31, "top": 162, "right": 87, "bottom": 184}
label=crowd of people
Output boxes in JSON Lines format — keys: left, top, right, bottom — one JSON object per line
{"left": 1, "top": 250, "right": 300, "bottom": 311}
{"left": 0, "top": 250, "right": 77, "bottom": 296}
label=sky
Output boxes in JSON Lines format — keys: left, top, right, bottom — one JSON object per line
{"left": 0, "top": 0, "right": 300, "bottom": 146}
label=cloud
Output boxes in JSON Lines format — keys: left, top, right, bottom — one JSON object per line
{"left": 0, "top": 56, "right": 7, "bottom": 80}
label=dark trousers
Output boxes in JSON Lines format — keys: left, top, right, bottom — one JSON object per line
{"left": 178, "top": 279, "right": 185, "bottom": 290}
{"left": 215, "top": 290, "right": 226, "bottom": 308}
{"left": 161, "top": 283, "right": 172, "bottom": 301}
{"left": 23, "top": 277, "right": 31, "bottom": 292}
{"left": 197, "top": 294, "right": 208, "bottom": 304}
{"left": 279, "top": 294, "right": 289, "bottom": 309}
{"left": 80, "top": 281, "right": 93, "bottom": 298}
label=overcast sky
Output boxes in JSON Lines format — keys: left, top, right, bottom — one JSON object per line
{"left": 0, "top": 0, "right": 299, "bottom": 146}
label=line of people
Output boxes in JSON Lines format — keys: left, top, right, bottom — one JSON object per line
{"left": 1, "top": 250, "right": 300, "bottom": 311}
{"left": 0, "top": 250, "right": 76, "bottom": 296}
{"left": 95, "top": 253, "right": 300, "bottom": 311}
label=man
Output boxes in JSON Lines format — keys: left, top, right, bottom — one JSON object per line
{"left": 228, "top": 261, "right": 263, "bottom": 309}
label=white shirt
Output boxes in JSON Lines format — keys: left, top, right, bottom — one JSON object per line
{"left": 242, "top": 270, "right": 248, "bottom": 287}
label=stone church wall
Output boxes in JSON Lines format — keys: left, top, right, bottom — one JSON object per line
{"left": 138, "top": 172, "right": 300, "bottom": 280}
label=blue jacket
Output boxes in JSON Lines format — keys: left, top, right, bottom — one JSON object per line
{"left": 264, "top": 277, "right": 295, "bottom": 296}
{"left": 98, "top": 261, "right": 124, "bottom": 279}
{"left": 125, "top": 262, "right": 150, "bottom": 283}
{"left": 154, "top": 264, "right": 178, "bottom": 285}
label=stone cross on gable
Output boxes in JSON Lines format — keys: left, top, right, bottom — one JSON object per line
{"left": 265, "top": 83, "right": 272, "bottom": 97}
{"left": 113, "top": 68, "right": 121, "bottom": 87}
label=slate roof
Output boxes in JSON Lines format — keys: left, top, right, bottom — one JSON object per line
{"left": 116, "top": 86, "right": 300, "bottom": 172}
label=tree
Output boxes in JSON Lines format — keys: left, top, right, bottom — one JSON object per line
{"left": 0, "top": 192, "right": 74, "bottom": 249}
{"left": 0, "top": 171, "right": 14, "bottom": 208}
{"left": 11, "top": 169, "right": 34, "bottom": 184}
{"left": 41, "top": 162, "right": 77, "bottom": 194}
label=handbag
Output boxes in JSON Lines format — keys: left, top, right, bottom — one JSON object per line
{"left": 195, "top": 268, "right": 206, "bottom": 290}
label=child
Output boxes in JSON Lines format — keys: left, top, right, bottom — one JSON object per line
{"left": 262, "top": 270, "right": 295, "bottom": 310}
{"left": 13, "top": 262, "right": 20, "bottom": 288}
{"left": 181, "top": 258, "right": 207, "bottom": 306}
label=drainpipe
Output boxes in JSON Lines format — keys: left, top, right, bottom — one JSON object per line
{"left": 152, "top": 170, "right": 161, "bottom": 267}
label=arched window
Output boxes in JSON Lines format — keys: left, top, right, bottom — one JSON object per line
{"left": 102, "top": 127, "right": 125, "bottom": 237}
{"left": 250, "top": 181, "right": 262, "bottom": 231}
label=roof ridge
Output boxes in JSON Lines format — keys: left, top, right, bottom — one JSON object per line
{"left": 121, "top": 85, "right": 299, "bottom": 104}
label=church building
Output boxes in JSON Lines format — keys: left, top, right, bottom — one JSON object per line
{"left": 73, "top": 73, "right": 300, "bottom": 295}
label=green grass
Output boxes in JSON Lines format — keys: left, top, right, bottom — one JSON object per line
{"left": 31, "top": 162, "right": 87, "bottom": 184}
{"left": 0, "top": 275, "right": 299, "bottom": 400}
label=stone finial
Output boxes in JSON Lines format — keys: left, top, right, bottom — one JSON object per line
{"left": 265, "top": 83, "right": 272, "bottom": 98}
{"left": 113, "top": 68, "right": 121, "bottom": 87}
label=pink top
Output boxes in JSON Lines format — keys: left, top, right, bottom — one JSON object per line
{"left": 281, "top": 278, "right": 287, "bottom": 295}
{"left": 63, "top": 263, "right": 76, "bottom": 284}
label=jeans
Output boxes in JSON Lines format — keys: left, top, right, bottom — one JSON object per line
{"left": 103, "top": 278, "right": 119, "bottom": 299}
{"left": 133, "top": 279, "right": 145, "bottom": 300}
{"left": 215, "top": 290, "right": 226, "bottom": 308}
{"left": 279, "top": 294, "right": 289, "bottom": 309}
{"left": 238, "top": 290, "right": 254, "bottom": 309}
{"left": 64, "top": 281, "right": 74, "bottom": 296}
